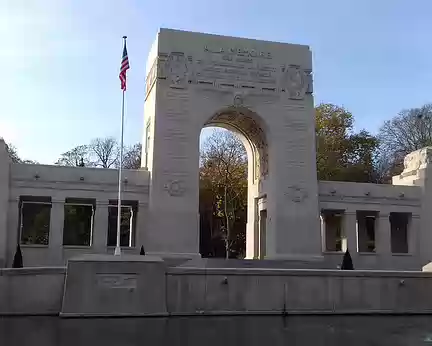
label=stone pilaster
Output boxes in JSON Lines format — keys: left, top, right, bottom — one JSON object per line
{"left": 49, "top": 198, "right": 65, "bottom": 265}
{"left": 342, "top": 211, "right": 357, "bottom": 253}
{"left": 93, "top": 200, "right": 109, "bottom": 253}
{"left": 135, "top": 202, "right": 148, "bottom": 250}
{"left": 6, "top": 197, "right": 19, "bottom": 267}
{"left": 409, "top": 214, "right": 420, "bottom": 255}
{"left": 376, "top": 213, "right": 391, "bottom": 255}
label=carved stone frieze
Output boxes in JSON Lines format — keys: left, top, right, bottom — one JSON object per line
{"left": 153, "top": 50, "right": 312, "bottom": 99}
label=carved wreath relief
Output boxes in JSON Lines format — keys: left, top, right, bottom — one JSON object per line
{"left": 164, "top": 179, "right": 186, "bottom": 197}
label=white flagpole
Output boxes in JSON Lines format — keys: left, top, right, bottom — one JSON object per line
{"left": 115, "top": 36, "right": 127, "bottom": 256}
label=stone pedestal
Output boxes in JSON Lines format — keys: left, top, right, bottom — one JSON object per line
{"left": 61, "top": 254, "right": 167, "bottom": 317}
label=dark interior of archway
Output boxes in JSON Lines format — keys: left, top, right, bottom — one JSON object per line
{"left": 199, "top": 127, "right": 247, "bottom": 259}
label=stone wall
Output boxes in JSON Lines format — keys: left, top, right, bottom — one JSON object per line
{"left": 2, "top": 265, "right": 432, "bottom": 316}
{"left": 0, "top": 267, "right": 65, "bottom": 315}
{"left": 3, "top": 160, "right": 150, "bottom": 267}
{"left": 167, "top": 267, "right": 432, "bottom": 315}
{"left": 318, "top": 181, "right": 423, "bottom": 270}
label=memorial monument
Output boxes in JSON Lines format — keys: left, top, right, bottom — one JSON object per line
{"left": 143, "top": 28, "right": 321, "bottom": 261}
{"left": 0, "top": 28, "right": 428, "bottom": 272}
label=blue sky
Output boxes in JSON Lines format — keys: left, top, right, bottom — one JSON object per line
{"left": 1, "top": 0, "right": 431, "bottom": 164}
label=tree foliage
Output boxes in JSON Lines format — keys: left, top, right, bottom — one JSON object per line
{"left": 55, "top": 145, "right": 90, "bottom": 167}
{"left": 5, "top": 142, "right": 21, "bottom": 163}
{"left": 377, "top": 103, "right": 432, "bottom": 180}
{"left": 315, "top": 103, "right": 379, "bottom": 182}
{"left": 2, "top": 138, "right": 38, "bottom": 164}
{"left": 122, "top": 143, "right": 142, "bottom": 169}
{"left": 200, "top": 130, "right": 248, "bottom": 258}
{"left": 55, "top": 138, "right": 141, "bottom": 169}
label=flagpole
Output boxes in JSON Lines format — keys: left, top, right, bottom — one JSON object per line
{"left": 114, "top": 36, "right": 127, "bottom": 256}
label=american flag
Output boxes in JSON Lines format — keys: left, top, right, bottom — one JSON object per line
{"left": 119, "top": 40, "right": 130, "bottom": 91}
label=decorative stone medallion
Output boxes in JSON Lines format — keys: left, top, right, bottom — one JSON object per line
{"left": 164, "top": 180, "right": 185, "bottom": 197}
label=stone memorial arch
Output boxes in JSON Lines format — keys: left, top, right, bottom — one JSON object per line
{"left": 143, "top": 29, "right": 322, "bottom": 260}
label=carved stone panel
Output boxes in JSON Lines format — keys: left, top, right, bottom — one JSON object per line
{"left": 279, "top": 66, "right": 308, "bottom": 100}
{"left": 403, "top": 146, "right": 432, "bottom": 173}
{"left": 155, "top": 49, "right": 312, "bottom": 99}
{"left": 165, "top": 52, "right": 189, "bottom": 88}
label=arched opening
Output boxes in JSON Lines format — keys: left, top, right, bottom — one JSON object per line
{"left": 198, "top": 105, "right": 269, "bottom": 259}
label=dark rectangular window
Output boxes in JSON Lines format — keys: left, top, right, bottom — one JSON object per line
{"left": 19, "top": 196, "right": 51, "bottom": 245}
{"left": 390, "top": 212, "right": 410, "bottom": 254}
{"left": 322, "top": 210, "right": 343, "bottom": 252}
{"left": 63, "top": 198, "right": 95, "bottom": 246}
{"left": 357, "top": 211, "right": 377, "bottom": 252}
{"left": 107, "top": 200, "right": 138, "bottom": 247}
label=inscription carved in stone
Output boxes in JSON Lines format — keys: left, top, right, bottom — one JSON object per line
{"left": 154, "top": 49, "right": 311, "bottom": 99}
{"left": 285, "top": 185, "right": 308, "bottom": 203}
{"left": 96, "top": 274, "right": 137, "bottom": 289}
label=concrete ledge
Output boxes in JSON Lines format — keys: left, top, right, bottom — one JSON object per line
{"left": 2, "top": 263, "right": 432, "bottom": 316}
{"left": 168, "top": 267, "right": 432, "bottom": 278}
{"left": 0, "top": 267, "right": 66, "bottom": 276}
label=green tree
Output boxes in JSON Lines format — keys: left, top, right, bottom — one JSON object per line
{"left": 200, "top": 129, "right": 247, "bottom": 259}
{"left": 315, "top": 103, "right": 379, "bottom": 182}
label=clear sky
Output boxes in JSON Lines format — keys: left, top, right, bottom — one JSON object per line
{"left": 1, "top": 0, "right": 431, "bottom": 164}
